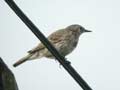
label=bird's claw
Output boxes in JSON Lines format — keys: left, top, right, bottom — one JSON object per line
{"left": 55, "top": 57, "right": 71, "bottom": 68}
{"left": 64, "top": 60, "right": 71, "bottom": 65}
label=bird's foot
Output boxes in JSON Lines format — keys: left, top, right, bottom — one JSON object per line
{"left": 59, "top": 60, "right": 71, "bottom": 68}
{"left": 55, "top": 58, "right": 71, "bottom": 68}
{"left": 64, "top": 60, "right": 71, "bottom": 65}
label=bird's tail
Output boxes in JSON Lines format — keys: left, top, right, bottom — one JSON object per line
{"left": 13, "top": 54, "right": 33, "bottom": 67}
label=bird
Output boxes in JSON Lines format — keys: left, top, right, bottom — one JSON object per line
{"left": 13, "top": 24, "right": 92, "bottom": 67}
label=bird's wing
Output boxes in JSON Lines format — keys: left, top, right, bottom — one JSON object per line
{"left": 28, "top": 29, "right": 66, "bottom": 53}
{"left": 28, "top": 43, "right": 45, "bottom": 53}
{"left": 48, "top": 29, "right": 66, "bottom": 43}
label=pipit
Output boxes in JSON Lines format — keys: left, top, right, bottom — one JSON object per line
{"left": 13, "top": 24, "right": 91, "bottom": 67}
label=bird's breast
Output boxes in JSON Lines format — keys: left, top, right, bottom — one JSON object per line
{"left": 61, "top": 36, "right": 79, "bottom": 56}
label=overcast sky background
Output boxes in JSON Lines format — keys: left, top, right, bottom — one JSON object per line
{"left": 0, "top": 0, "right": 120, "bottom": 90}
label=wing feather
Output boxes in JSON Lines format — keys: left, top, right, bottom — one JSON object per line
{"left": 28, "top": 29, "right": 66, "bottom": 53}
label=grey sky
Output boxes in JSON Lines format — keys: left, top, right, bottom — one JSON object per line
{"left": 0, "top": 0, "right": 120, "bottom": 90}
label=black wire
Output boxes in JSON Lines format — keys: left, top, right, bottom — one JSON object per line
{"left": 4, "top": 0, "right": 92, "bottom": 90}
{"left": 0, "top": 58, "right": 4, "bottom": 90}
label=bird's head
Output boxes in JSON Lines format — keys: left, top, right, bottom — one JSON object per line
{"left": 66, "top": 24, "right": 92, "bottom": 36}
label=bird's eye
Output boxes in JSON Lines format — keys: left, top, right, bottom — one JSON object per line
{"left": 80, "top": 27, "right": 85, "bottom": 32}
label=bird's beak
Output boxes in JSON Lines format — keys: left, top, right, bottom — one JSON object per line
{"left": 84, "top": 29, "right": 92, "bottom": 32}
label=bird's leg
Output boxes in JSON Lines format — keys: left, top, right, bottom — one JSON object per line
{"left": 54, "top": 58, "right": 62, "bottom": 68}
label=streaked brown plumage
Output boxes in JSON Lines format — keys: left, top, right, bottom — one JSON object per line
{"left": 13, "top": 24, "right": 91, "bottom": 67}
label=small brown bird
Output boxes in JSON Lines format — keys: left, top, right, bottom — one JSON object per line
{"left": 13, "top": 24, "right": 91, "bottom": 67}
